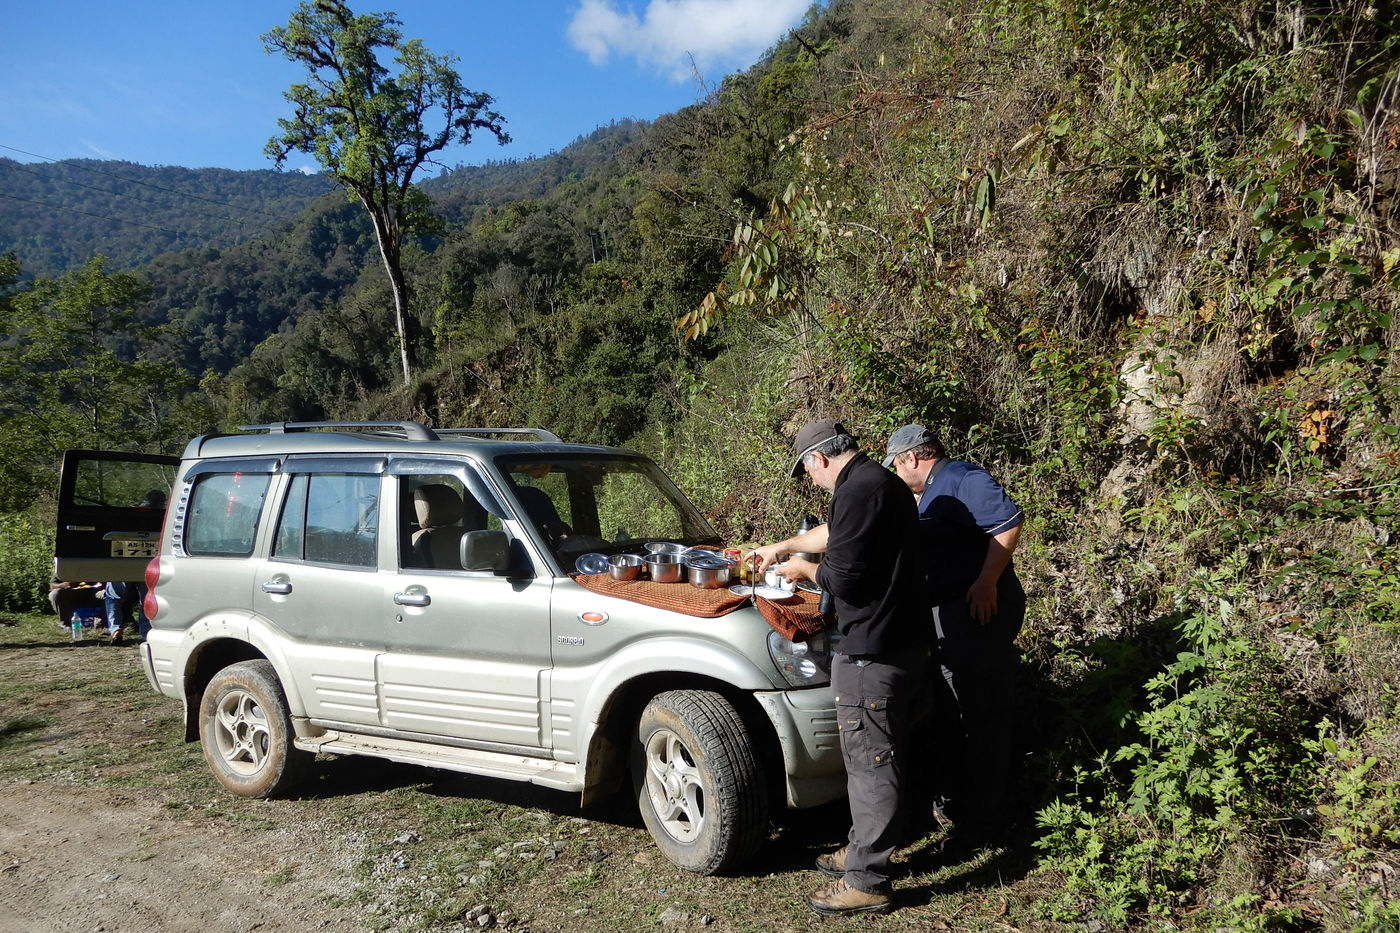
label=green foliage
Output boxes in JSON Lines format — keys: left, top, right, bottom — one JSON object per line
{"left": 645, "top": 318, "right": 832, "bottom": 542}
{"left": 139, "top": 194, "right": 375, "bottom": 376}
{"left": 263, "top": 0, "right": 510, "bottom": 385}
{"left": 1037, "top": 561, "right": 1319, "bottom": 926}
{"left": 683, "top": 179, "right": 843, "bottom": 338}
{"left": 263, "top": 3, "right": 510, "bottom": 185}
{"left": 1247, "top": 122, "right": 1394, "bottom": 362}
{"left": 0, "top": 158, "right": 329, "bottom": 277}
{"left": 1312, "top": 721, "right": 1400, "bottom": 859}
{"left": 507, "top": 262, "right": 687, "bottom": 447}
{"left": 5, "top": 3, "right": 1400, "bottom": 926}
{"left": 0, "top": 257, "right": 192, "bottom": 510}
{"left": 0, "top": 512, "right": 53, "bottom": 614}
{"left": 671, "top": 1, "right": 1399, "bottom": 928}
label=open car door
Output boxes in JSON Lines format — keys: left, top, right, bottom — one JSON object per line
{"left": 55, "top": 449, "right": 180, "bottom": 582}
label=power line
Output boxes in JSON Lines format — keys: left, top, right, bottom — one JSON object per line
{"left": 1, "top": 159, "right": 253, "bottom": 229}
{"left": 0, "top": 191, "right": 190, "bottom": 238}
{"left": 0, "top": 143, "right": 334, "bottom": 221}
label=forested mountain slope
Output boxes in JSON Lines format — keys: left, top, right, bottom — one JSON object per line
{"left": 0, "top": 157, "right": 333, "bottom": 276}
{"left": 424, "top": 120, "right": 653, "bottom": 225}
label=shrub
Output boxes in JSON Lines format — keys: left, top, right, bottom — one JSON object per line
{"left": 0, "top": 511, "right": 54, "bottom": 614}
{"left": 1035, "top": 563, "right": 1322, "bottom": 927}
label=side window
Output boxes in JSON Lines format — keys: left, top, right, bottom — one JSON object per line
{"left": 272, "top": 474, "right": 309, "bottom": 559}
{"left": 270, "top": 473, "right": 379, "bottom": 568}
{"left": 308, "top": 474, "right": 379, "bottom": 567}
{"left": 399, "top": 474, "right": 497, "bottom": 570}
{"left": 185, "top": 472, "right": 271, "bottom": 557}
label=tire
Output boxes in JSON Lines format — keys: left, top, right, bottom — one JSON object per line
{"left": 198, "top": 660, "right": 311, "bottom": 798}
{"left": 632, "top": 690, "right": 768, "bottom": 875}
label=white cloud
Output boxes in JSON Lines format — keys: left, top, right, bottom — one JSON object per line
{"left": 567, "top": 0, "right": 810, "bottom": 80}
{"left": 80, "top": 139, "right": 123, "bottom": 160}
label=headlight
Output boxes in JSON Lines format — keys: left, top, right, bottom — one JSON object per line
{"left": 767, "top": 629, "right": 840, "bottom": 687}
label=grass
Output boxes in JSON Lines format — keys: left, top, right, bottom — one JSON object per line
{"left": 0, "top": 609, "right": 1059, "bottom": 931}
{"left": 263, "top": 867, "right": 296, "bottom": 888}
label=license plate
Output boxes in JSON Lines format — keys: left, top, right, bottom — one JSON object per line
{"left": 110, "top": 539, "right": 158, "bottom": 559}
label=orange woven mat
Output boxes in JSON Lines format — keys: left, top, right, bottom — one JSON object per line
{"left": 570, "top": 574, "right": 829, "bottom": 641}
{"left": 571, "top": 573, "right": 744, "bottom": 617}
{"left": 756, "top": 590, "right": 829, "bottom": 642}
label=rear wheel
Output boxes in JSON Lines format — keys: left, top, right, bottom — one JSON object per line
{"left": 632, "top": 690, "right": 767, "bottom": 875}
{"left": 198, "top": 660, "right": 310, "bottom": 798}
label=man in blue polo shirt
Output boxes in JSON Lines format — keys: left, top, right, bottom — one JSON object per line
{"left": 883, "top": 423, "right": 1025, "bottom": 853}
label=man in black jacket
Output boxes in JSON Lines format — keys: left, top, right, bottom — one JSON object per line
{"left": 754, "top": 418, "right": 928, "bottom": 916}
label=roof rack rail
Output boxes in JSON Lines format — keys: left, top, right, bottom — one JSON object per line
{"left": 434, "top": 427, "right": 563, "bottom": 443}
{"left": 239, "top": 421, "right": 441, "bottom": 442}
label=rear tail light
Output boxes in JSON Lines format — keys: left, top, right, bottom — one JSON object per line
{"left": 143, "top": 556, "right": 160, "bottom": 620}
{"left": 142, "top": 487, "right": 172, "bottom": 622}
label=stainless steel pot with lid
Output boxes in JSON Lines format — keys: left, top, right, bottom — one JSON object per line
{"left": 683, "top": 553, "right": 734, "bottom": 589}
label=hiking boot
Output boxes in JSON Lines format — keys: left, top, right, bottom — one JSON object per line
{"left": 815, "top": 845, "right": 847, "bottom": 878}
{"left": 806, "top": 877, "right": 893, "bottom": 916}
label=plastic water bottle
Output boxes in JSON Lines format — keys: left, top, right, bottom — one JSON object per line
{"left": 70, "top": 617, "right": 81, "bottom": 641}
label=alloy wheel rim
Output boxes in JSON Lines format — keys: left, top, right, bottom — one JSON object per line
{"left": 643, "top": 728, "right": 705, "bottom": 842}
{"left": 213, "top": 689, "right": 271, "bottom": 775}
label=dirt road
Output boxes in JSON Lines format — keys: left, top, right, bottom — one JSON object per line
{"left": 0, "top": 616, "right": 1034, "bottom": 933}
{"left": 0, "top": 782, "right": 367, "bottom": 933}
{"left": 0, "top": 627, "right": 371, "bottom": 933}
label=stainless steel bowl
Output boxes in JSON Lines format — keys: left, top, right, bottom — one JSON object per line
{"left": 685, "top": 554, "right": 734, "bottom": 589}
{"left": 644, "top": 541, "right": 687, "bottom": 556}
{"left": 644, "top": 552, "right": 685, "bottom": 583}
{"left": 608, "top": 554, "right": 643, "bottom": 581}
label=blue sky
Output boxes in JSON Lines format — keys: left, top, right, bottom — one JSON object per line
{"left": 0, "top": 0, "right": 812, "bottom": 173}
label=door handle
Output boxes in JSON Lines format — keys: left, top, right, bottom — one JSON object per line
{"left": 65, "top": 525, "right": 96, "bottom": 532}
{"left": 393, "top": 591, "right": 431, "bottom": 607}
{"left": 261, "top": 581, "right": 293, "bottom": 595}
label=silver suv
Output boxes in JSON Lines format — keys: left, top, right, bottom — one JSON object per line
{"left": 56, "top": 422, "right": 843, "bottom": 873}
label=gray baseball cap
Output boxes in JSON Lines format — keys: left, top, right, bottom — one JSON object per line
{"left": 881, "top": 423, "right": 935, "bottom": 468}
{"left": 790, "top": 418, "right": 849, "bottom": 478}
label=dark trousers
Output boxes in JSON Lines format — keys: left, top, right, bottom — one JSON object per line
{"left": 929, "top": 570, "right": 1025, "bottom": 842}
{"left": 833, "top": 650, "right": 924, "bottom": 893}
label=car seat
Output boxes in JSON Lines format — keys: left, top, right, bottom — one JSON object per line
{"left": 410, "top": 484, "right": 485, "bottom": 569}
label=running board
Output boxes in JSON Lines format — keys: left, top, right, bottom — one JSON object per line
{"left": 295, "top": 731, "right": 584, "bottom": 792}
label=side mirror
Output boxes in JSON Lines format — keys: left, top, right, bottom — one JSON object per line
{"left": 460, "top": 529, "right": 510, "bottom": 574}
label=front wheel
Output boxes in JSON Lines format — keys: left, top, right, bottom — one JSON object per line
{"left": 632, "top": 690, "right": 768, "bottom": 874}
{"left": 198, "top": 660, "right": 311, "bottom": 798}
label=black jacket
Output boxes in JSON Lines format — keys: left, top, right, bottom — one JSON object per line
{"left": 815, "top": 453, "right": 928, "bottom": 655}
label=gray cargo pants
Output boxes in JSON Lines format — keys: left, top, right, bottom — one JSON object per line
{"left": 832, "top": 650, "right": 924, "bottom": 894}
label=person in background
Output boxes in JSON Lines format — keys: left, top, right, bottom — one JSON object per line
{"left": 137, "top": 488, "right": 167, "bottom": 511}
{"left": 753, "top": 418, "right": 928, "bottom": 916}
{"left": 48, "top": 579, "right": 104, "bottom": 628}
{"left": 103, "top": 582, "right": 143, "bottom": 645}
{"left": 883, "top": 423, "right": 1025, "bottom": 854}
{"left": 106, "top": 488, "right": 168, "bottom": 643}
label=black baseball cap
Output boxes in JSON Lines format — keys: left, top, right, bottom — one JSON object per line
{"left": 790, "top": 418, "right": 849, "bottom": 478}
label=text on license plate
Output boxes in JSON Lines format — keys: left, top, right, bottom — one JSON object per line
{"left": 110, "top": 540, "right": 158, "bottom": 558}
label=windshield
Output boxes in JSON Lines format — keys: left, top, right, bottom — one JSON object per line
{"left": 495, "top": 453, "right": 719, "bottom": 562}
